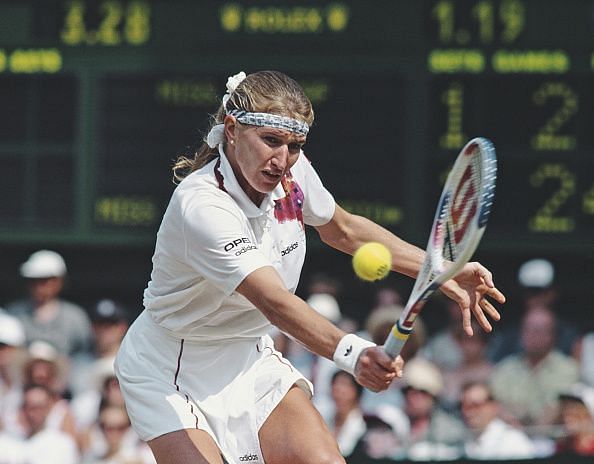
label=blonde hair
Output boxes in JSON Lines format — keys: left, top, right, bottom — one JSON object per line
{"left": 172, "top": 71, "right": 314, "bottom": 182}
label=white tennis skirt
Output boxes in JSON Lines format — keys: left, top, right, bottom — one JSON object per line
{"left": 114, "top": 310, "right": 312, "bottom": 463}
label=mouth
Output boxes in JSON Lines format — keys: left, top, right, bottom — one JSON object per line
{"left": 262, "top": 170, "right": 283, "bottom": 182}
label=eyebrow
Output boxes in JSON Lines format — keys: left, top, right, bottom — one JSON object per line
{"left": 255, "top": 126, "right": 306, "bottom": 142}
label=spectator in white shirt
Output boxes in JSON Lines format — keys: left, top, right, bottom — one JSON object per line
{"left": 20, "top": 384, "right": 79, "bottom": 464}
{"left": 461, "top": 381, "right": 536, "bottom": 460}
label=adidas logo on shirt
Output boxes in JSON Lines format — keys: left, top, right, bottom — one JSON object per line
{"left": 238, "top": 453, "right": 258, "bottom": 461}
{"left": 281, "top": 242, "right": 299, "bottom": 257}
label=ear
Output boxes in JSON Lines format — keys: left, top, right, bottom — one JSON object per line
{"left": 223, "top": 115, "right": 237, "bottom": 143}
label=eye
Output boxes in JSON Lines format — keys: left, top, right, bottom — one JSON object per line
{"left": 263, "top": 135, "right": 280, "bottom": 146}
{"left": 288, "top": 142, "right": 304, "bottom": 153}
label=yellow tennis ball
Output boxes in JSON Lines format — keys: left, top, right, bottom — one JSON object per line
{"left": 352, "top": 242, "right": 392, "bottom": 282}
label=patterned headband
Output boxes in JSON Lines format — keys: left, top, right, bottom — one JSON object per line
{"left": 227, "top": 109, "right": 309, "bottom": 136}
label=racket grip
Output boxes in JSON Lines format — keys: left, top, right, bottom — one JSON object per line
{"left": 383, "top": 322, "right": 411, "bottom": 358}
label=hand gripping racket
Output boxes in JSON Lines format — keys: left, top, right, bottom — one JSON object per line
{"left": 384, "top": 137, "right": 497, "bottom": 358}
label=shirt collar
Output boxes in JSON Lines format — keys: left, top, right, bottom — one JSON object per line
{"left": 217, "top": 146, "right": 284, "bottom": 218}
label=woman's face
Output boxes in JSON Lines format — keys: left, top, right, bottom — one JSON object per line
{"left": 226, "top": 118, "right": 305, "bottom": 204}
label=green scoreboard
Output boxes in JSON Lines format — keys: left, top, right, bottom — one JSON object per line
{"left": 0, "top": 0, "right": 592, "bottom": 252}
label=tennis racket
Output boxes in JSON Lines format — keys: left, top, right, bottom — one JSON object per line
{"left": 383, "top": 137, "right": 497, "bottom": 358}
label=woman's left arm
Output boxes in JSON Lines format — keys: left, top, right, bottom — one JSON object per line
{"left": 315, "top": 204, "right": 505, "bottom": 334}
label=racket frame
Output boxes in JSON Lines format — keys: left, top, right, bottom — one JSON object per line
{"left": 383, "top": 137, "right": 497, "bottom": 358}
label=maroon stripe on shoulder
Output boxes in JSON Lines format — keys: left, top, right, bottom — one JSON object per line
{"left": 214, "top": 158, "right": 227, "bottom": 192}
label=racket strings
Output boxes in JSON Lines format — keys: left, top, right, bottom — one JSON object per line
{"left": 444, "top": 151, "right": 483, "bottom": 257}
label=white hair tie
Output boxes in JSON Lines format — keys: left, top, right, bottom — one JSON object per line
{"left": 206, "top": 124, "right": 225, "bottom": 148}
{"left": 206, "top": 72, "right": 247, "bottom": 148}
{"left": 222, "top": 71, "right": 247, "bottom": 109}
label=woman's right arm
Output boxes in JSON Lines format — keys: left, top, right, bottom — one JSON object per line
{"left": 236, "top": 266, "right": 402, "bottom": 391}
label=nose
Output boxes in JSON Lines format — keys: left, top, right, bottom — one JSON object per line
{"left": 271, "top": 145, "right": 289, "bottom": 171}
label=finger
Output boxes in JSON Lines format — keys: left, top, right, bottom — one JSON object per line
{"left": 371, "top": 348, "right": 400, "bottom": 372}
{"left": 485, "top": 286, "right": 506, "bottom": 304}
{"left": 480, "top": 298, "right": 501, "bottom": 321}
{"left": 357, "top": 353, "right": 397, "bottom": 384}
{"left": 472, "top": 302, "right": 493, "bottom": 332}
{"left": 460, "top": 302, "right": 473, "bottom": 336}
{"left": 477, "top": 265, "right": 495, "bottom": 288}
{"left": 359, "top": 372, "right": 391, "bottom": 392}
{"left": 393, "top": 356, "right": 404, "bottom": 378}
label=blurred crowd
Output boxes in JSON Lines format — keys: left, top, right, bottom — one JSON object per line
{"left": 1, "top": 250, "right": 593, "bottom": 463}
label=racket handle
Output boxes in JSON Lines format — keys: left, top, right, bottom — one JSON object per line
{"left": 383, "top": 322, "right": 411, "bottom": 358}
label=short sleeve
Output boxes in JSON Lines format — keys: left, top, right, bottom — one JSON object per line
{"left": 181, "top": 197, "right": 271, "bottom": 295}
{"left": 292, "top": 154, "right": 335, "bottom": 226}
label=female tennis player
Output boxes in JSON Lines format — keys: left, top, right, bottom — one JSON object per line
{"left": 114, "top": 70, "right": 505, "bottom": 464}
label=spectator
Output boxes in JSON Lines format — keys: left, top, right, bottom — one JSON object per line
{"left": 0, "top": 312, "right": 26, "bottom": 433}
{"left": 7, "top": 341, "right": 78, "bottom": 443}
{"left": 0, "top": 429, "right": 25, "bottom": 464}
{"left": 572, "top": 331, "right": 594, "bottom": 387}
{"left": 404, "top": 358, "right": 465, "bottom": 460}
{"left": 373, "top": 285, "right": 403, "bottom": 308}
{"left": 70, "top": 299, "right": 129, "bottom": 396}
{"left": 421, "top": 298, "right": 465, "bottom": 371}
{"left": 349, "top": 409, "right": 409, "bottom": 461}
{"left": 328, "top": 370, "right": 366, "bottom": 458}
{"left": 488, "top": 258, "right": 578, "bottom": 362}
{"left": 6, "top": 250, "right": 93, "bottom": 357}
{"left": 460, "top": 381, "right": 535, "bottom": 460}
{"left": 19, "top": 383, "right": 79, "bottom": 464}
{"left": 441, "top": 320, "right": 494, "bottom": 412}
{"left": 83, "top": 403, "right": 155, "bottom": 464}
{"left": 491, "top": 304, "right": 579, "bottom": 428}
{"left": 378, "top": 357, "right": 466, "bottom": 460}
{"left": 556, "top": 383, "right": 594, "bottom": 456}
{"left": 74, "top": 367, "right": 128, "bottom": 454}
{"left": 71, "top": 357, "right": 119, "bottom": 432}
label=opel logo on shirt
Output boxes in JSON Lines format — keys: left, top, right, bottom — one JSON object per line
{"left": 224, "top": 237, "right": 258, "bottom": 256}
{"left": 224, "top": 237, "right": 252, "bottom": 251}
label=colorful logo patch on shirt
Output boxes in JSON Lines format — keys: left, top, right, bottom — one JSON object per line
{"left": 274, "top": 172, "right": 304, "bottom": 227}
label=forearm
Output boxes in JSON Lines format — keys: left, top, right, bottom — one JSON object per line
{"left": 237, "top": 267, "right": 347, "bottom": 360}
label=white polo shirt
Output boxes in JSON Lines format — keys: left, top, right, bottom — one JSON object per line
{"left": 143, "top": 149, "right": 335, "bottom": 341}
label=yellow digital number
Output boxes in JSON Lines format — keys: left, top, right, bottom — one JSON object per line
{"left": 528, "top": 163, "right": 576, "bottom": 233}
{"left": 432, "top": 0, "right": 455, "bottom": 43}
{"left": 439, "top": 81, "right": 466, "bottom": 150}
{"left": 499, "top": 0, "right": 524, "bottom": 44}
{"left": 61, "top": 0, "right": 86, "bottom": 45}
{"left": 60, "top": 0, "right": 150, "bottom": 46}
{"left": 431, "top": 0, "right": 525, "bottom": 45}
{"left": 472, "top": 1, "right": 494, "bottom": 44}
{"left": 125, "top": 1, "right": 151, "bottom": 45}
{"left": 97, "top": 1, "right": 123, "bottom": 45}
{"left": 531, "top": 82, "right": 578, "bottom": 151}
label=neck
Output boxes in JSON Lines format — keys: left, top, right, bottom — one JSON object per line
{"left": 410, "top": 416, "right": 431, "bottom": 439}
{"left": 34, "top": 300, "right": 59, "bottom": 322}
{"left": 335, "top": 406, "right": 357, "bottom": 425}
{"left": 526, "top": 351, "right": 550, "bottom": 368}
